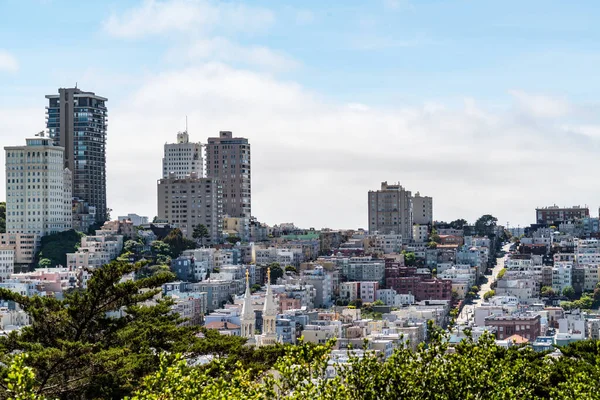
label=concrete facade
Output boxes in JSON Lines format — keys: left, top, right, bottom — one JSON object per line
{"left": 46, "top": 88, "right": 108, "bottom": 222}
{"left": 205, "top": 131, "right": 251, "bottom": 219}
{"left": 5, "top": 138, "right": 72, "bottom": 236}
{"left": 368, "top": 182, "right": 412, "bottom": 239}
{"left": 157, "top": 174, "right": 223, "bottom": 243}
{"left": 162, "top": 131, "right": 203, "bottom": 179}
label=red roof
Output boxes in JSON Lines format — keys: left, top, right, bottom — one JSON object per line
{"left": 205, "top": 321, "right": 240, "bottom": 330}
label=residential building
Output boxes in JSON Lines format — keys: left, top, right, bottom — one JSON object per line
{"left": 5, "top": 137, "right": 72, "bottom": 236}
{"left": 157, "top": 173, "right": 223, "bottom": 243}
{"left": 342, "top": 257, "right": 385, "bottom": 285}
{"left": 162, "top": 130, "right": 202, "bottom": 179}
{"left": 0, "top": 233, "right": 37, "bottom": 269}
{"left": 46, "top": 88, "right": 108, "bottom": 222}
{"left": 117, "top": 213, "right": 149, "bottom": 226}
{"left": 301, "top": 266, "right": 333, "bottom": 308}
{"left": 412, "top": 192, "right": 433, "bottom": 225}
{"left": 551, "top": 262, "right": 573, "bottom": 293}
{"left": 0, "top": 247, "right": 15, "bottom": 281}
{"left": 484, "top": 313, "right": 541, "bottom": 341}
{"left": 535, "top": 205, "right": 589, "bottom": 225}
{"left": 205, "top": 131, "right": 251, "bottom": 218}
{"left": 368, "top": 181, "right": 413, "bottom": 239}
{"left": 412, "top": 224, "right": 428, "bottom": 243}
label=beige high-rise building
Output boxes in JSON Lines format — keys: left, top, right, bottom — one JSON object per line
{"left": 162, "top": 131, "right": 203, "bottom": 179}
{"left": 205, "top": 131, "right": 251, "bottom": 219}
{"left": 368, "top": 182, "right": 413, "bottom": 239}
{"left": 412, "top": 192, "right": 433, "bottom": 225}
{"left": 4, "top": 137, "right": 73, "bottom": 236}
{"left": 157, "top": 173, "right": 223, "bottom": 244}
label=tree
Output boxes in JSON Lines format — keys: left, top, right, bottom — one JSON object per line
{"left": 37, "top": 258, "right": 52, "bottom": 269}
{"left": 474, "top": 214, "right": 498, "bottom": 236}
{"left": 36, "top": 230, "right": 85, "bottom": 268}
{"left": 226, "top": 236, "right": 241, "bottom": 245}
{"left": 284, "top": 265, "right": 297, "bottom": 274}
{"left": 449, "top": 218, "right": 468, "bottom": 230}
{"left": 150, "top": 240, "right": 171, "bottom": 257}
{"left": 429, "top": 229, "right": 441, "bottom": 244}
{"left": 192, "top": 224, "right": 210, "bottom": 247}
{"left": 497, "top": 268, "right": 507, "bottom": 280}
{"left": 402, "top": 251, "right": 416, "bottom": 266}
{"left": 540, "top": 286, "right": 556, "bottom": 297}
{"left": 124, "top": 239, "right": 143, "bottom": 255}
{"left": 372, "top": 299, "right": 384, "bottom": 306}
{"left": 483, "top": 290, "right": 495, "bottom": 300}
{"left": 251, "top": 284, "right": 261, "bottom": 293}
{"left": 562, "top": 286, "right": 576, "bottom": 300}
{"left": 164, "top": 229, "right": 196, "bottom": 258}
{"left": 0, "top": 260, "right": 203, "bottom": 399}
{"left": 427, "top": 241, "right": 438, "bottom": 249}
{"left": 268, "top": 263, "right": 284, "bottom": 283}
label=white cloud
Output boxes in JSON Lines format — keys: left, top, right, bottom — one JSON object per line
{"left": 86, "top": 64, "right": 600, "bottom": 229}
{"left": 103, "top": 0, "right": 274, "bottom": 38}
{"left": 3, "top": 65, "right": 599, "bottom": 230}
{"left": 509, "top": 90, "right": 571, "bottom": 118}
{"left": 0, "top": 50, "right": 19, "bottom": 72}
{"left": 174, "top": 37, "right": 299, "bottom": 71}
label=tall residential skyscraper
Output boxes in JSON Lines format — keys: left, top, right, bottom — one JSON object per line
{"left": 157, "top": 173, "right": 223, "bottom": 244}
{"left": 4, "top": 137, "right": 73, "bottom": 236}
{"left": 368, "top": 182, "right": 413, "bottom": 239}
{"left": 205, "top": 131, "right": 251, "bottom": 219}
{"left": 46, "top": 88, "right": 108, "bottom": 223}
{"left": 412, "top": 192, "right": 433, "bottom": 225}
{"left": 162, "top": 131, "right": 203, "bottom": 179}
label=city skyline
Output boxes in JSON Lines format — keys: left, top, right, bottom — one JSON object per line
{"left": 3, "top": 0, "right": 600, "bottom": 229}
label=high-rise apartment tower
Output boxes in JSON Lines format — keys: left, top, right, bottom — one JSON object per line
{"left": 368, "top": 182, "right": 413, "bottom": 239}
{"left": 46, "top": 88, "right": 108, "bottom": 223}
{"left": 205, "top": 131, "right": 251, "bottom": 218}
{"left": 4, "top": 137, "right": 72, "bottom": 236}
{"left": 162, "top": 131, "right": 203, "bottom": 179}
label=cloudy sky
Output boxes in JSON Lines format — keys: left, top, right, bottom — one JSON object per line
{"left": 1, "top": 0, "right": 600, "bottom": 230}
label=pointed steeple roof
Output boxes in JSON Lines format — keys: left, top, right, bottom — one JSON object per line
{"left": 263, "top": 267, "right": 277, "bottom": 317}
{"left": 241, "top": 268, "right": 255, "bottom": 320}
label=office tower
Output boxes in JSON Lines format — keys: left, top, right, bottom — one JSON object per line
{"left": 157, "top": 173, "right": 223, "bottom": 244}
{"left": 46, "top": 88, "right": 108, "bottom": 223}
{"left": 4, "top": 137, "right": 73, "bottom": 236}
{"left": 368, "top": 181, "right": 413, "bottom": 239}
{"left": 412, "top": 192, "right": 433, "bottom": 225}
{"left": 162, "top": 131, "right": 203, "bottom": 179}
{"left": 205, "top": 131, "right": 251, "bottom": 219}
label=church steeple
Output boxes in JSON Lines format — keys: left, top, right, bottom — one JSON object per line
{"left": 240, "top": 268, "right": 255, "bottom": 339}
{"left": 258, "top": 267, "right": 278, "bottom": 345}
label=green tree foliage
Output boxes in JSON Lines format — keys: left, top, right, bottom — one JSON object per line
{"left": 250, "top": 284, "right": 261, "bottom": 293}
{"left": 226, "top": 236, "right": 241, "bottom": 245}
{"left": 402, "top": 251, "right": 416, "bottom": 266}
{"left": 128, "top": 327, "right": 600, "bottom": 399}
{"left": 561, "top": 293, "right": 593, "bottom": 311}
{"left": 496, "top": 268, "right": 507, "bottom": 280}
{"left": 562, "top": 285, "right": 576, "bottom": 300}
{"left": 483, "top": 290, "right": 495, "bottom": 300}
{"left": 474, "top": 214, "right": 498, "bottom": 236}
{"left": 0, "top": 201, "right": 5, "bottom": 234}
{"left": 284, "top": 265, "right": 297, "bottom": 274}
{"left": 192, "top": 224, "right": 210, "bottom": 246}
{"left": 37, "top": 258, "right": 52, "bottom": 269}
{"left": 0, "top": 260, "right": 201, "bottom": 399}
{"left": 541, "top": 286, "right": 556, "bottom": 297}
{"left": 124, "top": 239, "right": 143, "bottom": 255}
{"left": 36, "top": 230, "right": 84, "bottom": 268}
{"left": 268, "top": 263, "right": 284, "bottom": 283}
{"left": 163, "top": 228, "right": 196, "bottom": 258}
{"left": 429, "top": 228, "right": 441, "bottom": 244}
{"left": 449, "top": 218, "right": 468, "bottom": 229}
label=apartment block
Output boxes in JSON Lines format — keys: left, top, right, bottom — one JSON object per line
{"left": 412, "top": 192, "right": 433, "bottom": 225}
{"left": 0, "top": 233, "right": 37, "bottom": 268}
{"left": 162, "top": 131, "right": 202, "bottom": 179}
{"left": 535, "top": 205, "right": 589, "bottom": 225}
{"left": 0, "top": 247, "right": 15, "bottom": 281}
{"left": 368, "top": 182, "right": 412, "bottom": 239}
{"left": 46, "top": 88, "right": 108, "bottom": 222}
{"left": 205, "top": 131, "right": 251, "bottom": 218}
{"left": 484, "top": 313, "right": 541, "bottom": 341}
{"left": 157, "top": 174, "right": 223, "bottom": 243}
{"left": 5, "top": 137, "right": 72, "bottom": 236}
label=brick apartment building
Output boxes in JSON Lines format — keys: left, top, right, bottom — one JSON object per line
{"left": 484, "top": 313, "right": 541, "bottom": 341}
{"left": 385, "top": 260, "right": 452, "bottom": 301}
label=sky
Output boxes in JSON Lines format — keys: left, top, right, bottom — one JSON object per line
{"left": 1, "top": 0, "right": 600, "bottom": 230}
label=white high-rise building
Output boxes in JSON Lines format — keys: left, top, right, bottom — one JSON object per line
{"left": 4, "top": 137, "right": 73, "bottom": 236}
{"left": 412, "top": 192, "right": 433, "bottom": 225}
{"left": 0, "top": 247, "right": 15, "bottom": 281}
{"left": 162, "top": 131, "right": 203, "bottom": 179}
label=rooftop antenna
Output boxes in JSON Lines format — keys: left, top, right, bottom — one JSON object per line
{"left": 75, "top": 82, "right": 78, "bottom": 89}
{"left": 186, "top": 115, "right": 188, "bottom": 133}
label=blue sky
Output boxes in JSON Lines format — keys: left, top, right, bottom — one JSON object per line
{"left": 2, "top": 0, "right": 600, "bottom": 228}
